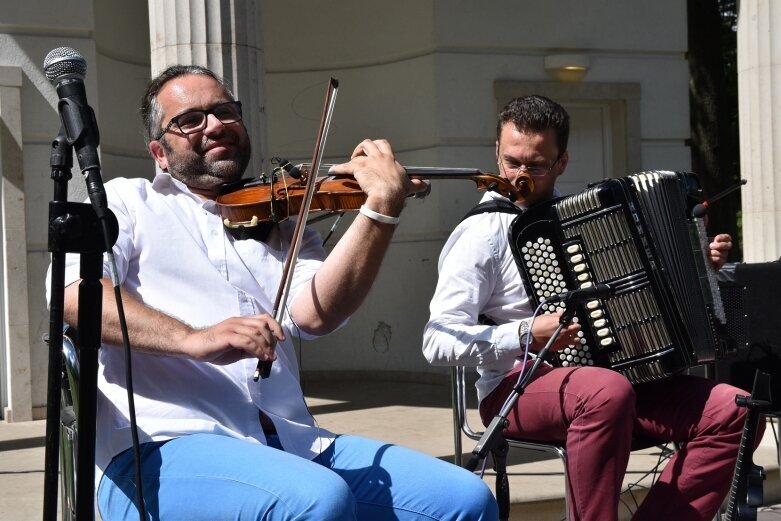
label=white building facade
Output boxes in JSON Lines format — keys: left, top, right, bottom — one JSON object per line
{"left": 3, "top": 0, "right": 769, "bottom": 422}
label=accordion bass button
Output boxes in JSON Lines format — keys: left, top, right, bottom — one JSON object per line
{"left": 566, "top": 244, "right": 581, "bottom": 254}
{"left": 600, "top": 338, "right": 614, "bottom": 347}
{"left": 580, "top": 281, "right": 593, "bottom": 289}
{"left": 570, "top": 254, "right": 584, "bottom": 263}
{"left": 573, "top": 264, "right": 587, "bottom": 273}
{"left": 596, "top": 328, "right": 610, "bottom": 337}
{"left": 577, "top": 273, "right": 590, "bottom": 282}
{"left": 589, "top": 309, "right": 603, "bottom": 318}
{"left": 586, "top": 300, "right": 600, "bottom": 310}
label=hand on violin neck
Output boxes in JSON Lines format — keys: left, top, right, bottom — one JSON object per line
{"left": 330, "top": 139, "right": 416, "bottom": 216}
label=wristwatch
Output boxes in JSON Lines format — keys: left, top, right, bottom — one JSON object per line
{"left": 518, "top": 319, "right": 533, "bottom": 347}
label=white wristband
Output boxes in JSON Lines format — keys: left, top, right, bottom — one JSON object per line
{"left": 359, "top": 205, "right": 400, "bottom": 225}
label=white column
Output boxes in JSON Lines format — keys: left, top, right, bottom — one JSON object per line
{"left": 0, "top": 66, "right": 32, "bottom": 422}
{"left": 147, "top": 0, "right": 269, "bottom": 176}
{"left": 737, "top": 1, "right": 781, "bottom": 261}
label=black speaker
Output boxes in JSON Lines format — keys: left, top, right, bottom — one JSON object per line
{"left": 716, "top": 261, "right": 781, "bottom": 406}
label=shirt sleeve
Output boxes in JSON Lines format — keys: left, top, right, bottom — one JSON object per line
{"left": 422, "top": 215, "right": 524, "bottom": 367}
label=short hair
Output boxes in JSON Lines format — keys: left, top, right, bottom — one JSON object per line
{"left": 496, "top": 95, "right": 570, "bottom": 156}
{"left": 140, "top": 65, "right": 235, "bottom": 145}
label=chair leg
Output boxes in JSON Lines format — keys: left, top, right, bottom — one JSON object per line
{"left": 491, "top": 438, "right": 511, "bottom": 521}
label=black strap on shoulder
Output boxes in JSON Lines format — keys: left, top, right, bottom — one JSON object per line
{"left": 460, "top": 199, "right": 521, "bottom": 224}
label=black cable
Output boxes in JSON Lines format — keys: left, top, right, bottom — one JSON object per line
{"left": 100, "top": 218, "right": 146, "bottom": 521}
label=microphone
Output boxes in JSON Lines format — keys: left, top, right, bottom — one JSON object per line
{"left": 271, "top": 157, "right": 302, "bottom": 179}
{"left": 542, "top": 283, "right": 614, "bottom": 305}
{"left": 691, "top": 179, "right": 747, "bottom": 219}
{"left": 43, "top": 47, "right": 107, "bottom": 218}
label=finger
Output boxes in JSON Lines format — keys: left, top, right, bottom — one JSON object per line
{"left": 408, "top": 178, "right": 430, "bottom": 196}
{"left": 351, "top": 138, "right": 379, "bottom": 159}
{"left": 257, "top": 316, "right": 285, "bottom": 342}
{"left": 226, "top": 324, "right": 278, "bottom": 358}
{"left": 370, "top": 139, "right": 392, "bottom": 155}
{"left": 211, "top": 349, "right": 252, "bottom": 365}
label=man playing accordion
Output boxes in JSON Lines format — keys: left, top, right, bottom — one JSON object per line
{"left": 423, "top": 95, "right": 754, "bottom": 520}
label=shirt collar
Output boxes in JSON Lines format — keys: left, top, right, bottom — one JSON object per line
{"left": 484, "top": 187, "right": 562, "bottom": 210}
{"left": 152, "top": 173, "right": 218, "bottom": 211}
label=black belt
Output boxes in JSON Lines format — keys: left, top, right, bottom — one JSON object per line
{"left": 259, "top": 410, "right": 277, "bottom": 434}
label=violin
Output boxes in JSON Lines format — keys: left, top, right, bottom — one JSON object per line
{"left": 215, "top": 163, "right": 532, "bottom": 229}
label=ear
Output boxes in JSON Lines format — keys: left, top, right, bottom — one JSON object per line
{"left": 495, "top": 140, "right": 500, "bottom": 161}
{"left": 554, "top": 150, "right": 569, "bottom": 178}
{"left": 149, "top": 140, "right": 169, "bottom": 171}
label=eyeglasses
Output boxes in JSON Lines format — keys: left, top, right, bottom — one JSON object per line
{"left": 500, "top": 156, "right": 560, "bottom": 178}
{"left": 155, "top": 101, "right": 243, "bottom": 141}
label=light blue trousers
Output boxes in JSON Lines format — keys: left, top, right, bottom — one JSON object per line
{"left": 97, "top": 433, "right": 498, "bottom": 520}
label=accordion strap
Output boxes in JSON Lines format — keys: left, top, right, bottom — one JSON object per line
{"left": 460, "top": 199, "right": 521, "bottom": 224}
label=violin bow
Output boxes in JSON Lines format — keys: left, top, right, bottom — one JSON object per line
{"left": 254, "top": 78, "right": 339, "bottom": 380}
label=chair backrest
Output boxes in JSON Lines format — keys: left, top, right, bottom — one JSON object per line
{"left": 451, "top": 365, "right": 569, "bottom": 462}
{"left": 451, "top": 366, "right": 477, "bottom": 466}
{"left": 60, "top": 333, "right": 79, "bottom": 521}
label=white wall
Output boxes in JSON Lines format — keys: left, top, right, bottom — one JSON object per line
{"left": 260, "top": 0, "right": 691, "bottom": 378}
{"left": 1, "top": 0, "right": 150, "bottom": 418}
{"left": 2, "top": 0, "right": 693, "bottom": 417}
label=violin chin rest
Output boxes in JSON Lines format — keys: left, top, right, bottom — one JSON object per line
{"left": 223, "top": 219, "right": 275, "bottom": 242}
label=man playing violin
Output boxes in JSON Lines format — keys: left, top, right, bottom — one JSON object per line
{"left": 423, "top": 95, "right": 757, "bottom": 520}
{"left": 53, "top": 65, "right": 497, "bottom": 520}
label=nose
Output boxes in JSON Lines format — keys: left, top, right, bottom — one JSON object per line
{"left": 203, "top": 113, "right": 225, "bottom": 135}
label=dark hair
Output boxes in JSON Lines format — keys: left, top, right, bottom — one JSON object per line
{"left": 496, "top": 95, "right": 570, "bottom": 156}
{"left": 140, "top": 65, "right": 234, "bottom": 145}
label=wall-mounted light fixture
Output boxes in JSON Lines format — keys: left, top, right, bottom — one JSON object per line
{"left": 544, "top": 54, "right": 590, "bottom": 82}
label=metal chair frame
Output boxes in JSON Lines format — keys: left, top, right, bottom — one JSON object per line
{"left": 60, "top": 333, "right": 80, "bottom": 521}
{"left": 451, "top": 365, "right": 572, "bottom": 519}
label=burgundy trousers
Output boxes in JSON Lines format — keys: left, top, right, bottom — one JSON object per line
{"left": 480, "top": 361, "right": 761, "bottom": 521}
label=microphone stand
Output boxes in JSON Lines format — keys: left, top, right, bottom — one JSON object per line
{"left": 43, "top": 129, "right": 118, "bottom": 521}
{"left": 465, "top": 305, "right": 577, "bottom": 521}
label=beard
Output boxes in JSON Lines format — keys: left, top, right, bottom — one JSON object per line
{"left": 160, "top": 135, "right": 251, "bottom": 191}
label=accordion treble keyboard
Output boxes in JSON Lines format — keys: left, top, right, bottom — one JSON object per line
{"left": 510, "top": 172, "right": 722, "bottom": 384}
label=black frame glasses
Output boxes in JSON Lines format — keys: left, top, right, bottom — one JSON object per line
{"left": 155, "top": 101, "right": 243, "bottom": 141}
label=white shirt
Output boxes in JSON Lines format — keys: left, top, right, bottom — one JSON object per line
{"left": 48, "top": 174, "right": 336, "bottom": 483}
{"left": 422, "top": 191, "right": 537, "bottom": 402}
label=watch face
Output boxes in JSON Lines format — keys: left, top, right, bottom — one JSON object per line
{"left": 519, "top": 321, "right": 531, "bottom": 343}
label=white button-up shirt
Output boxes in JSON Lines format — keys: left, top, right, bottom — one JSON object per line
{"left": 423, "top": 191, "right": 539, "bottom": 402}
{"left": 49, "top": 174, "right": 336, "bottom": 483}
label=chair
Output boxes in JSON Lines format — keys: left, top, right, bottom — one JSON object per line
{"left": 59, "top": 331, "right": 80, "bottom": 521}
{"left": 451, "top": 365, "right": 676, "bottom": 521}
{"left": 451, "top": 365, "right": 572, "bottom": 519}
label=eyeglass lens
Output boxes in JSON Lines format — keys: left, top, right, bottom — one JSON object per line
{"left": 176, "top": 102, "right": 242, "bottom": 134}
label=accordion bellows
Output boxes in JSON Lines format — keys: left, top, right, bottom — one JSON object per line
{"left": 509, "top": 171, "right": 728, "bottom": 384}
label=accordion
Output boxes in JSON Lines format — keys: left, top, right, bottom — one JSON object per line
{"left": 509, "top": 171, "right": 728, "bottom": 384}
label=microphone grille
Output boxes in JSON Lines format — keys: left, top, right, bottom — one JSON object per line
{"left": 43, "top": 47, "right": 87, "bottom": 82}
